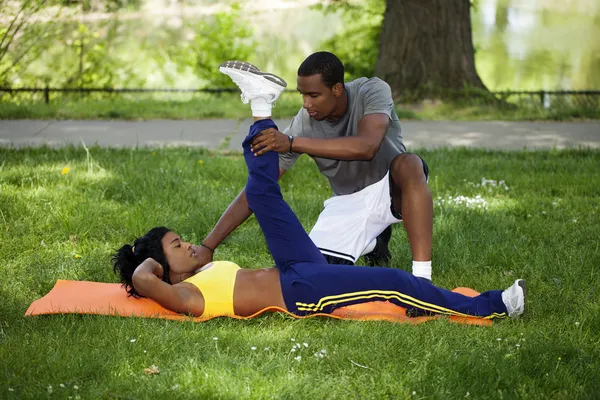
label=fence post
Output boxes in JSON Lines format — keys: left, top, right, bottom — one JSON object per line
{"left": 539, "top": 90, "right": 545, "bottom": 106}
{"left": 44, "top": 85, "right": 49, "bottom": 104}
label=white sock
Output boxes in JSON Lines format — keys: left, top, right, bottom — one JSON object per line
{"left": 412, "top": 261, "right": 432, "bottom": 281}
{"left": 250, "top": 98, "right": 272, "bottom": 118}
{"left": 361, "top": 239, "right": 377, "bottom": 256}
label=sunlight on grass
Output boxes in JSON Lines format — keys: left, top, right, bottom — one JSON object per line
{"left": 0, "top": 93, "right": 597, "bottom": 121}
{"left": 1, "top": 147, "right": 599, "bottom": 398}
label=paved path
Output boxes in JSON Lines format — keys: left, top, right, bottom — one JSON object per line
{"left": 0, "top": 119, "right": 598, "bottom": 150}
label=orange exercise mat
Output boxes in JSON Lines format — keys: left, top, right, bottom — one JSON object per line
{"left": 25, "top": 280, "right": 492, "bottom": 326}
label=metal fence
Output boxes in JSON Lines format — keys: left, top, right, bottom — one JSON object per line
{"left": 1, "top": 87, "right": 599, "bottom": 108}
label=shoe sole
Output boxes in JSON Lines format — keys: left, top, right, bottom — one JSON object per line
{"left": 219, "top": 60, "right": 288, "bottom": 88}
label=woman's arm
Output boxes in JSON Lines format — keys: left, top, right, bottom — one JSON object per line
{"left": 132, "top": 258, "right": 202, "bottom": 315}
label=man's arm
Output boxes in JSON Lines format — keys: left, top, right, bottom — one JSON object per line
{"left": 251, "top": 113, "right": 390, "bottom": 161}
{"left": 196, "top": 168, "right": 287, "bottom": 265}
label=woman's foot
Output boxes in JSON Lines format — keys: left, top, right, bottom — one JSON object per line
{"left": 219, "top": 61, "right": 287, "bottom": 117}
{"left": 502, "top": 279, "right": 526, "bottom": 318}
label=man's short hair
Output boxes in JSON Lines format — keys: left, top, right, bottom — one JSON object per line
{"left": 298, "top": 52, "right": 344, "bottom": 88}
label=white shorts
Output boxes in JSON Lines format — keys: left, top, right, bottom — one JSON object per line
{"left": 308, "top": 171, "right": 402, "bottom": 264}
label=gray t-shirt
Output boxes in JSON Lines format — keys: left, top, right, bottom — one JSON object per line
{"left": 279, "top": 77, "right": 406, "bottom": 195}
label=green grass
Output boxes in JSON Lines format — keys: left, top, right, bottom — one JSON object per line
{"left": 0, "top": 93, "right": 303, "bottom": 121}
{"left": 0, "top": 93, "right": 598, "bottom": 121}
{"left": 1, "top": 146, "right": 599, "bottom": 399}
{"left": 412, "top": 101, "right": 600, "bottom": 121}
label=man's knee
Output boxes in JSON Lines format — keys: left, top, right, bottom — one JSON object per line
{"left": 390, "top": 154, "right": 427, "bottom": 186}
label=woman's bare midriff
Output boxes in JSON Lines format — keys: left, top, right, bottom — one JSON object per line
{"left": 233, "top": 267, "right": 286, "bottom": 316}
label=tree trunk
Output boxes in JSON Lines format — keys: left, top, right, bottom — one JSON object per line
{"left": 376, "top": 0, "right": 488, "bottom": 99}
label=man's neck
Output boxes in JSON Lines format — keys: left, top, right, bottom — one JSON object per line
{"left": 325, "top": 87, "right": 348, "bottom": 122}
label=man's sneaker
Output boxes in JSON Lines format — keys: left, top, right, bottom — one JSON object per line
{"left": 219, "top": 60, "right": 287, "bottom": 117}
{"left": 364, "top": 225, "right": 393, "bottom": 267}
{"left": 501, "top": 279, "right": 526, "bottom": 318}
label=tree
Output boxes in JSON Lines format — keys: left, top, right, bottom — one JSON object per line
{"left": 375, "top": 0, "right": 488, "bottom": 98}
{"left": 319, "top": 0, "right": 489, "bottom": 99}
{"left": 0, "top": 0, "right": 61, "bottom": 85}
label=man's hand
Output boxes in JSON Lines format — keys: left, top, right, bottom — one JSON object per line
{"left": 195, "top": 245, "right": 214, "bottom": 269}
{"left": 251, "top": 128, "right": 290, "bottom": 156}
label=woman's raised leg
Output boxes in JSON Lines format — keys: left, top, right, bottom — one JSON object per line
{"left": 243, "top": 119, "right": 327, "bottom": 269}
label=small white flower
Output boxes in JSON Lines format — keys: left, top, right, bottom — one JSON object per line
{"left": 497, "top": 338, "right": 502, "bottom": 341}
{"left": 172, "top": 384, "right": 179, "bottom": 390}
{"left": 516, "top": 344, "right": 521, "bottom": 348}
{"left": 296, "top": 343, "right": 301, "bottom": 349}
{"left": 575, "top": 321, "right": 580, "bottom": 326}
{"left": 60, "top": 383, "right": 65, "bottom": 388}
{"left": 251, "top": 346, "right": 257, "bottom": 351}
{"left": 143, "top": 350, "right": 147, "bottom": 353}
{"left": 73, "top": 385, "right": 79, "bottom": 390}
{"left": 213, "top": 337, "right": 218, "bottom": 340}
{"left": 264, "top": 347, "right": 270, "bottom": 351}
{"left": 8, "top": 388, "right": 14, "bottom": 392}
{"left": 542, "top": 211, "right": 546, "bottom": 214}
{"left": 303, "top": 343, "right": 308, "bottom": 348}
{"left": 572, "top": 219, "right": 578, "bottom": 223}
{"left": 291, "top": 347, "right": 296, "bottom": 352}
{"left": 40, "top": 240, "right": 46, "bottom": 247}
{"left": 412, "top": 391, "right": 417, "bottom": 395}
{"left": 290, "top": 338, "right": 295, "bottom": 341}
{"left": 465, "top": 392, "right": 470, "bottom": 397}
{"left": 47, "top": 385, "right": 53, "bottom": 394}
{"left": 130, "top": 339, "right": 136, "bottom": 343}
{"left": 320, "top": 349, "right": 327, "bottom": 354}
{"left": 295, "top": 356, "right": 302, "bottom": 362}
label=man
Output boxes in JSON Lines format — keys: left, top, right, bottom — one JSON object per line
{"left": 196, "top": 53, "right": 434, "bottom": 281}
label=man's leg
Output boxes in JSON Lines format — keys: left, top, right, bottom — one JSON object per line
{"left": 389, "top": 154, "right": 433, "bottom": 280}
{"left": 308, "top": 177, "right": 397, "bottom": 266}
{"left": 362, "top": 225, "right": 393, "bottom": 266}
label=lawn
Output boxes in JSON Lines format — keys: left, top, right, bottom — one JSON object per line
{"left": 1, "top": 145, "right": 599, "bottom": 399}
{"left": 0, "top": 92, "right": 598, "bottom": 121}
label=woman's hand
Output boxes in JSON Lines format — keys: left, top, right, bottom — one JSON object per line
{"left": 195, "top": 245, "right": 214, "bottom": 269}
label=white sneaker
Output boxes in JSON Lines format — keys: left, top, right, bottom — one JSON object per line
{"left": 219, "top": 60, "right": 287, "bottom": 117}
{"left": 501, "top": 279, "right": 526, "bottom": 318}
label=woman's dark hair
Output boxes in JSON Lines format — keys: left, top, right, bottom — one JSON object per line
{"left": 298, "top": 51, "right": 345, "bottom": 88}
{"left": 112, "top": 226, "right": 172, "bottom": 298}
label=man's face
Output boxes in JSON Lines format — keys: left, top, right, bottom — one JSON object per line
{"left": 297, "top": 74, "right": 342, "bottom": 121}
{"left": 161, "top": 231, "right": 203, "bottom": 283}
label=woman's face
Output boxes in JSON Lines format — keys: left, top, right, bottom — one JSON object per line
{"left": 161, "top": 231, "right": 203, "bottom": 283}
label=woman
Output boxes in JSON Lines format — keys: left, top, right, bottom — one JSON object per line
{"left": 113, "top": 118, "right": 526, "bottom": 321}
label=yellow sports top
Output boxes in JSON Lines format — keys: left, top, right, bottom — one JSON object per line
{"left": 183, "top": 260, "right": 240, "bottom": 319}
